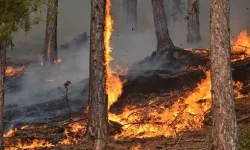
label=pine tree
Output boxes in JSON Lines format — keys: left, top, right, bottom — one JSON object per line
{"left": 43, "top": 0, "right": 58, "bottom": 65}
{"left": 0, "top": 1, "right": 43, "bottom": 149}
{"left": 86, "top": 0, "right": 108, "bottom": 149}
{"left": 151, "top": 0, "right": 174, "bottom": 52}
{"left": 187, "top": 0, "right": 201, "bottom": 44}
{"left": 123, "top": 0, "right": 137, "bottom": 32}
{"left": 210, "top": 0, "right": 237, "bottom": 149}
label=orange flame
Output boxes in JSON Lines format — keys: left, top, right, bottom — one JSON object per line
{"left": 104, "top": 0, "right": 126, "bottom": 110}
{"left": 231, "top": 30, "right": 250, "bottom": 61}
{"left": 109, "top": 71, "right": 212, "bottom": 139}
{"left": 131, "top": 143, "right": 141, "bottom": 150}
{"left": 233, "top": 81, "right": 245, "bottom": 98}
{"left": 6, "top": 66, "right": 25, "bottom": 77}
{"left": 55, "top": 58, "right": 62, "bottom": 64}
{"left": 7, "top": 139, "right": 54, "bottom": 150}
{"left": 59, "top": 122, "right": 86, "bottom": 145}
{"left": 45, "top": 78, "right": 56, "bottom": 82}
{"left": 4, "top": 3, "right": 249, "bottom": 149}
{"left": 4, "top": 127, "right": 54, "bottom": 150}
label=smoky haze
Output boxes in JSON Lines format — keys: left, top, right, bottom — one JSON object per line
{"left": 4, "top": 0, "right": 250, "bottom": 126}
{"left": 10, "top": 0, "right": 250, "bottom": 63}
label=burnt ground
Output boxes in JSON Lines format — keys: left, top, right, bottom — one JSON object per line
{"left": 3, "top": 47, "right": 250, "bottom": 149}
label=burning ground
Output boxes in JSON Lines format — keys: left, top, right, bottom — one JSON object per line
{"left": 4, "top": 2, "right": 250, "bottom": 150}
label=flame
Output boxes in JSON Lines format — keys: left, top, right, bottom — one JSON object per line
{"left": 55, "top": 58, "right": 62, "bottom": 64}
{"left": 41, "top": 58, "right": 62, "bottom": 66}
{"left": 4, "top": 128, "right": 17, "bottom": 138}
{"left": 45, "top": 78, "right": 56, "bottom": 82}
{"left": 104, "top": 0, "right": 126, "bottom": 110}
{"left": 6, "top": 139, "right": 54, "bottom": 150}
{"left": 109, "top": 71, "right": 212, "bottom": 139}
{"left": 185, "top": 30, "right": 250, "bottom": 61}
{"left": 231, "top": 30, "right": 250, "bottom": 61}
{"left": 5, "top": 66, "right": 25, "bottom": 77}
{"left": 4, "top": 127, "right": 54, "bottom": 149}
{"left": 233, "top": 81, "right": 245, "bottom": 98}
{"left": 4, "top": 2, "right": 249, "bottom": 149}
{"left": 131, "top": 143, "right": 141, "bottom": 150}
{"left": 59, "top": 122, "right": 86, "bottom": 145}
{"left": 103, "top": 0, "right": 212, "bottom": 139}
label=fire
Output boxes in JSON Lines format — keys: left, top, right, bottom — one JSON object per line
{"left": 4, "top": 2, "right": 249, "bottom": 149}
{"left": 40, "top": 57, "right": 62, "bottom": 66}
{"left": 233, "top": 81, "right": 245, "bottom": 98}
{"left": 59, "top": 122, "right": 86, "bottom": 145}
{"left": 45, "top": 78, "right": 56, "bottom": 82}
{"left": 4, "top": 127, "right": 54, "bottom": 149}
{"left": 104, "top": 0, "right": 126, "bottom": 110}
{"left": 6, "top": 139, "right": 54, "bottom": 150}
{"left": 55, "top": 57, "right": 62, "bottom": 64}
{"left": 104, "top": 0, "right": 211, "bottom": 139}
{"left": 5, "top": 66, "right": 25, "bottom": 77}
{"left": 4, "top": 128, "right": 17, "bottom": 138}
{"left": 109, "top": 71, "right": 212, "bottom": 139}
{"left": 184, "top": 30, "right": 250, "bottom": 61}
{"left": 231, "top": 30, "right": 250, "bottom": 61}
{"left": 131, "top": 143, "right": 141, "bottom": 150}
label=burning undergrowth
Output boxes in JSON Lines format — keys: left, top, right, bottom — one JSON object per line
{"left": 3, "top": 1, "right": 250, "bottom": 149}
{"left": 4, "top": 40, "right": 90, "bottom": 132}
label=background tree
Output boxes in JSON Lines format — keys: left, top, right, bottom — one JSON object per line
{"left": 0, "top": 38, "right": 6, "bottom": 150}
{"left": 86, "top": 0, "right": 108, "bottom": 149}
{"left": 0, "top": 1, "right": 43, "bottom": 149}
{"left": 171, "top": 0, "right": 184, "bottom": 22}
{"left": 43, "top": 0, "right": 58, "bottom": 65}
{"left": 151, "top": 0, "right": 174, "bottom": 52}
{"left": 186, "top": 0, "right": 201, "bottom": 44}
{"left": 210, "top": 0, "right": 237, "bottom": 149}
{"left": 123, "top": 0, "right": 137, "bottom": 32}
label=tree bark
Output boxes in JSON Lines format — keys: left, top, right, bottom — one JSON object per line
{"left": 0, "top": 42, "right": 6, "bottom": 150}
{"left": 123, "top": 0, "right": 137, "bottom": 32}
{"left": 43, "top": 0, "right": 58, "bottom": 65}
{"left": 86, "top": 0, "right": 108, "bottom": 149}
{"left": 187, "top": 0, "right": 201, "bottom": 44}
{"left": 151, "top": 0, "right": 174, "bottom": 52}
{"left": 210, "top": 0, "right": 237, "bottom": 149}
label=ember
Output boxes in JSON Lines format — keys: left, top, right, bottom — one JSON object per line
{"left": 45, "top": 78, "right": 56, "bottom": 82}
{"left": 55, "top": 58, "right": 62, "bottom": 64}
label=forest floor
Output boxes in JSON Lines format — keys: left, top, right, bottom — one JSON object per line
{"left": 3, "top": 47, "right": 250, "bottom": 150}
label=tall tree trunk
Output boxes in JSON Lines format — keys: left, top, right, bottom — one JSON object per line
{"left": 43, "top": 0, "right": 58, "bottom": 65}
{"left": 210, "top": 0, "right": 237, "bottom": 149}
{"left": 163, "top": 0, "right": 171, "bottom": 21}
{"left": 151, "top": 0, "right": 174, "bottom": 52}
{"left": 0, "top": 42, "right": 6, "bottom": 150}
{"left": 123, "top": 0, "right": 137, "bottom": 32}
{"left": 86, "top": 0, "right": 108, "bottom": 149}
{"left": 171, "top": 0, "right": 183, "bottom": 22}
{"left": 187, "top": 0, "right": 201, "bottom": 44}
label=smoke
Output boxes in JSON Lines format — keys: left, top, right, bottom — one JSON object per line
{"left": 4, "top": 0, "right": 250, "bottom": 127}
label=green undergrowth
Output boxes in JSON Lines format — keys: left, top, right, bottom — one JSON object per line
{"left": 239, "top": 125, "right": 250, "bottom": 150}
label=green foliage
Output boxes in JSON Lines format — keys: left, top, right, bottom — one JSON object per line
{"left": 0, "top": 0, "right": 44, "bottom": 42}
{"left": 239, "top": 126, "right": 250, "bottom": 150}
